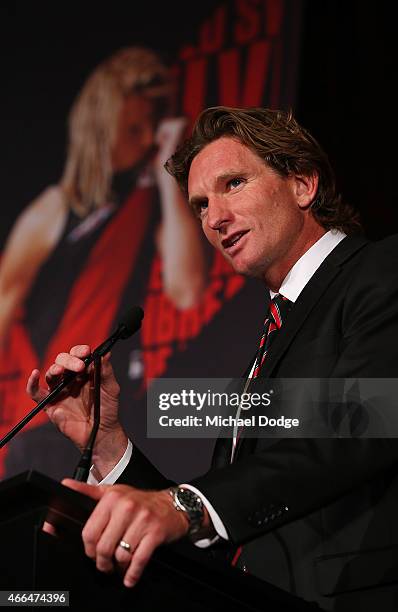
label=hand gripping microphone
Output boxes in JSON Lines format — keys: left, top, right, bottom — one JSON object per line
{"left": 0, "top": 306, "right": 144, "bottom": 450}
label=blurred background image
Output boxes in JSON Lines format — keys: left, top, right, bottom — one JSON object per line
{"left": 0, "top": 0, "right": 395, "bottom": 482}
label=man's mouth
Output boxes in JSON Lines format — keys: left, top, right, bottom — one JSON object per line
{"left": 221, "top": 230, "right": 249, "bottom": 251}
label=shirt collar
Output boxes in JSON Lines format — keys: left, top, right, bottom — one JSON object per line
{"left": 270, "top": 229, "right": 346, "bottom": 302}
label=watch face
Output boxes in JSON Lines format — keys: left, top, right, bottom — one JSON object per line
{"left": 173, "top": 488, "right": 204, "bottom": 535}
{"left": 177, "top": 488, "right": 202, "bottom": 512}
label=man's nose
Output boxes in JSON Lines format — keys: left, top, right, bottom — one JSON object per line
{"left": 206, "top": 197, "right": 231, "bottom": 232}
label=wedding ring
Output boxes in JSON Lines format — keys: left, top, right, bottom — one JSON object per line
{"left": 118, "top": 539, "right": 132, "bottom": 553}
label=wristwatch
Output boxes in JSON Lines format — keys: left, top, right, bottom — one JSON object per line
{"left": 169, "top": 486, "right": 205, "bottom": 537}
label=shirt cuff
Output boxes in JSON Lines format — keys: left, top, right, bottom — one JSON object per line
{"left": 87, "top": 439, "right": 133, "bottom": 485}
{"left": 181, "top": 483, "right": 229, "bottom": 548}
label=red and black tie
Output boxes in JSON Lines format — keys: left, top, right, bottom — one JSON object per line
{"left": 234, "top": 293, "right": 292, "bottom": 453}
{"left": 231, "top": 293, "right": 292, "bottom": 568}
{"left": 252, "top": 293, "right": 292, "bottom": 379}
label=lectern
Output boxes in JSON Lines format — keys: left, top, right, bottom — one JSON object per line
{"left": 0, "top": 471, "right": 321, "bottom": 611}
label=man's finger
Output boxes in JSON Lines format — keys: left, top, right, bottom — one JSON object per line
{"left": 94, "top": 506, "right": 132, "bottom": 573}
{"left": 54, "top": 352, "right": 86, "bottom": 372}
{"left": 45, "top": 363, "right": 64, "bottom": 378}
{"left": 114, "top": 544, "right": 133, "bottom": 573}
{"left": 123, "top": 535, "right": 157, "bottom": 588}
{"left": 26, "top": 369, "right": 40, "bottom": 394}
{"left": 70, "top": 345, "right": 92, "bottom": 359}
{"left": 62, "top": 479, "right": 106, "bottom": 500}
{"left": 26, "top": 369, "right": 48, "bottom": 403}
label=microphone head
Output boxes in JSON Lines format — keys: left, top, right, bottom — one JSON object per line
{"left": 118, "top": 306, "right": 144, "bottom": 339}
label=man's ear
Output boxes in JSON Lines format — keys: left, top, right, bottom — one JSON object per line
{"left": 293, "top": 173, "right": 319, "bottom": 210}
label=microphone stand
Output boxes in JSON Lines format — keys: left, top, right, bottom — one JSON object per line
{"left": 73, "top": 354, "right": 101, "bottom": 482}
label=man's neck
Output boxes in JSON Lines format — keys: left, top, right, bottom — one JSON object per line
{"left": 269, "top": 229, "right": 347, "bottom": 302}
{"left": 263, "top": 225, "right": 326, "bottom": 293}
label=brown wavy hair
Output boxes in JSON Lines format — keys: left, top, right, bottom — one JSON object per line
{"left": 166, "top": 106, "right": 361, "bottom": 234}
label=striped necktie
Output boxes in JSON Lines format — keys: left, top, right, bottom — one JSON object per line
{"left": 232, "top": 292, "right": 292, "bottom": 459}
{"left": 252, "top": 293, "right": 292, "bottom": 379}
{"left": 230, "top": 293, "right": 292, "bottom": 569}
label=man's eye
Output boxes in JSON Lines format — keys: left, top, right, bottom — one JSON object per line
{"left": 193, "top": 201, "right": 207, "bottom": 218}
{"left": 228, "top": 177, "right": 244, "bottom": 189}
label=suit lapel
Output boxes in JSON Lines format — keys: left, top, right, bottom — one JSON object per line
{"left": 260, "top": 235, "right": 369, "bottom": 378}
{"left": 212, "top": 235, "right": 369, "bottom": 466}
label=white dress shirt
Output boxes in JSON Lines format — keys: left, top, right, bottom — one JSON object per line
{"left": 89, "top": 229, "right": 346, "bottom": 546}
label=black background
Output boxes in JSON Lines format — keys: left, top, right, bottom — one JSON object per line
{"left": 297, "top": 0, "right": 396, "bottom": 238}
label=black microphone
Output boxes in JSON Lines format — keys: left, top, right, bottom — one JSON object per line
{"left": 80, "top": 305, "right": 143, "bottom": 364}
{"left": 0, "top": 306, "right": 144, "bottom": 449}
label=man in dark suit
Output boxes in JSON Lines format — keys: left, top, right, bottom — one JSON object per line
{"left": 28, "top": 107, "right": 398, "bottom": 611}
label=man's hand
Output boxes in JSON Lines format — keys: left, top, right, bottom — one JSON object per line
{"left": 62, "top": 480, "right": 190, "bottom": 588}
{"left": 26, "top": 345, "right": 128, "bottom": 477}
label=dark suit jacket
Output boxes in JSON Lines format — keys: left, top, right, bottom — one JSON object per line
{"left": 120, "top": 234, "right": 398, "bottom": 611}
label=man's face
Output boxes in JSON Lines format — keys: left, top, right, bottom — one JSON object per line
{"left": 188, "top": 137, "right": 309, "bottom": 282}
